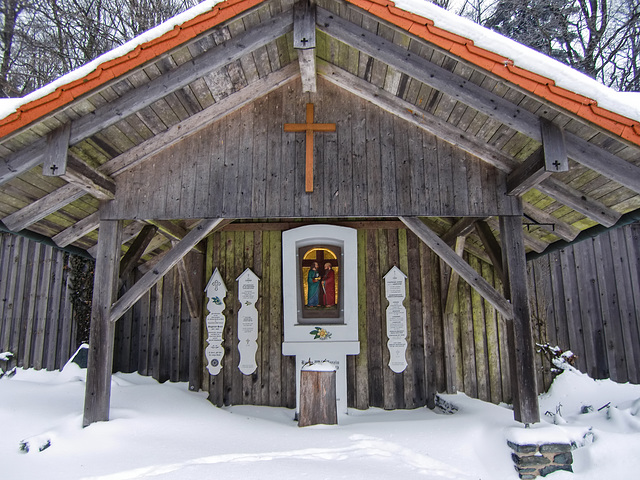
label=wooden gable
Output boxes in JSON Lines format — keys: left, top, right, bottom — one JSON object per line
{"left": 103, "top": 77, "right": 520, "bottom": 220}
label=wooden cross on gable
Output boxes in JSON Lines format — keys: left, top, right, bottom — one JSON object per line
{"left": 284, "top": 103, "right": 336, "bottom": 193}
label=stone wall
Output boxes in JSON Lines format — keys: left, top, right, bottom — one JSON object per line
{"left": 508, "top": 441, "right": 573, "bottom": 479}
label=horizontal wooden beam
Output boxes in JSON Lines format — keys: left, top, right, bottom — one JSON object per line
{"left": 318, "top": 7, "right": 640, "bottom": 195}
{"left": 0, "top": 12, "right": 293, "bottom": 185}
{"left": 400, "top": 216, "right": 513, "bottom": 319}
{"left": 318, "top": 60, "right": 619, "bottom": 228}
{"left": 109, "top": 218, "right": 229, "bottom": 323}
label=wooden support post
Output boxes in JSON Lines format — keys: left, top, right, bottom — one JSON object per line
{"left": 83, "top": 219, "right": 122, "bottom": 427}
{"left": 175, "top": 248, "right": 204, "bottom": 392}
{"left": 442, "top": 236, "right": 465, "bottom": 393}
{"left": 499, "top": 212, "right": 540, "bottom": 424}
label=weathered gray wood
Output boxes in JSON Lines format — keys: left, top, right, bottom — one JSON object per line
{"left": 522, "top": 202, "right": 580, "bottom": 242}
{"left": 147, "top": 220, "right": 206, "bottom": 254}
{"left": 87, "top": 220, "right": 146, "bottom": 258}
{"left": 109, "top": 218, "right": 228, "bottom": 323}
{"left": 119, "top": 224, "right": 158, "bottom": 281}
{"left": 52, "top": 211, "right": 100, "bottom": 247}
{"left": 317, "top": 61, "right": 613, "bottom": 226}
{"left": 298, "top": 369, "right": 337, "bottom": 427}
{"left": 401, "top": 216, "right": 513, "bottom": 319}
{"left": 536, "top": 178, "right": 620, "bottom": 227}
{"left": 318, "top": 7, "right": 640, "bottom": 195}
{"left": 83, "top": 219, "right": 122, "bottom": 427}
{"left": 2, "top": 184, "right": 86, "bottom": 232}
{"left": 0, "top": 12, "right": 294, "bottom": 186}
{"left": 294, "top": 1, "right": 316, "bottom": 92}
{"left": 442, "top": 236, "right": 465, "bottom": 393}
{"left": 297, "top": 48, "right": 317, "bottom": 93}
{"left": 441, "top": 217, "right": 480, "bottom": 246}
{"left": 474, "top": 220, "right": 504, "bottom": 282}
{"left": 506, "top": 148, "right": 552, "bottom": 196}
{"left": 500, "top": 214, "right": 540, "bottom": 424}
{"left": 541, "top": 119, "right": 568, "bottom": 172}
{"left": 293, "top": 0, "right": 316, "bottom": 49}
{"left": 60, "top": 155, "right": 115, "bottom": 200}
{"left": 43, "top": 124, "right": 71, "bottom": 177}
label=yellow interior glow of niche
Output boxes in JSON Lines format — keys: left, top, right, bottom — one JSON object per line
{"left": 302, "top": 248, "right": 339, "bottom": 307}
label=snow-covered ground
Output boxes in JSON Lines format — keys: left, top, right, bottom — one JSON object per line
{"left": 2, "top": 357, "right": 640, "bottom": 480}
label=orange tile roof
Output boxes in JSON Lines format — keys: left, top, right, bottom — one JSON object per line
{"left": 1, "top": 0, "right": 639, "bottom": 148}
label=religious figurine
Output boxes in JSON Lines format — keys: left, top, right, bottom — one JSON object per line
{"left": 306, "top": 261, "right": 321, "bottom": 307}
{"left": 321, "top": 262, "right": 336, "bottom": 307}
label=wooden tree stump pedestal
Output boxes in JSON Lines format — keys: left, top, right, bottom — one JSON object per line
{"left": 298, "top": 366, "right": 337, "bottom": 427}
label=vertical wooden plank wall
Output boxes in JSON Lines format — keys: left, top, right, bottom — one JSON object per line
{"left": 0, "top": 233, "right": 75, "bottom": 371}
{"left": 113, "top": 227, "right": 518, "bottom": 408}
{"left": 348, "top": 228, "right": 514, "bottom": 409}
{"left": 114, "top": 251, "right": 204, "bottom": 384}
{"left": 528, "top": 223, "right": 640, "bottom": 387}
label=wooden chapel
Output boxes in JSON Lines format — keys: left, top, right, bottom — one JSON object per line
{"left": 1, "top": 0, "right": 639, "bottom": 428}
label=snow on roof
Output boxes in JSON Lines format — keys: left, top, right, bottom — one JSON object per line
{"left": 396, "top": 0, "right": 640, "bottom": 122}
{"left": 0, "top": 0, "right": 638, "bottom": 138}
{"left": 0, "top": 0, "right": 224, "bottom": 120}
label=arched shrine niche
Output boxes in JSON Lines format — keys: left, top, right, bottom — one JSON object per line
{"left": 299, "top": 246, "right": 341, "bottom": 321}
{"left": 282, "top": 225, "right": 359, "bottom": 415}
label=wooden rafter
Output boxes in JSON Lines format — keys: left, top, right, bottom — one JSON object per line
{"left": 109, "top": 218, "right": 229, "bottom": 323}
{"left": 318, "top": 8, "right": 640, "bottom": 195}
{"left": 3, "top": 63, "right": 299, "bottom": 237}
{"left": 317, "top": 60, "right": 620, "bottom": 228}
{"left": 52, "top": 211, "right": 100, "bottom": 248}
{"left": 0, "top": 11, "right": 293, "bottom": 185}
